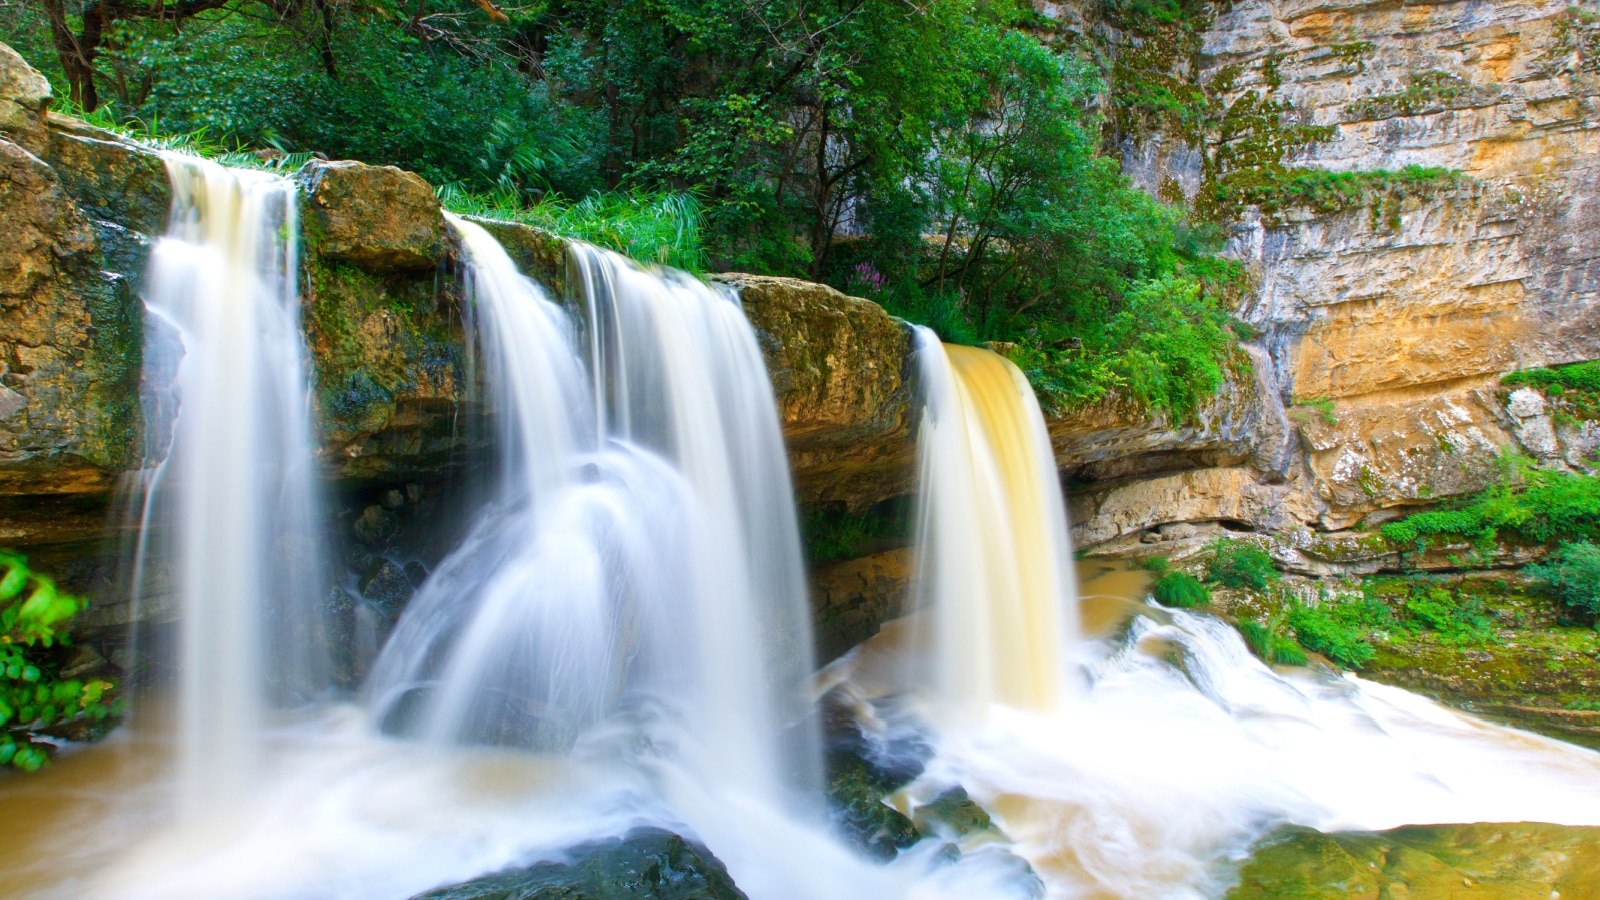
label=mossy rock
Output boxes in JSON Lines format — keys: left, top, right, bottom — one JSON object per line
{"left": 1230, "top": 822, "right": 1600, "bottom": 898}
{"left": 410, "top": 828, "right": 747, "bottom": 900}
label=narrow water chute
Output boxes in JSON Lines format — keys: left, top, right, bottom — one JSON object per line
{"left": 134, "top": 155, "right": 329, "bottom": 817}
{"left": 909, "top": 326, "right": 1078, "bottom": 719}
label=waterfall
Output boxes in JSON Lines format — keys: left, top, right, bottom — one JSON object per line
{"left": 135, "top": 155, "right": 328, "bottom": 816}
{"left": 908, "top": 327, "right": 1078, "bottom": 720}
{"left": 370, "top": 218, "right": 818, "bottom": 803}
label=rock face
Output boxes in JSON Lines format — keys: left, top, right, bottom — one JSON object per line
{"left": 723, "top": 274, "right": 917, "bottom": 507}
{"left": 0, "top": 52, "right": 150, "bottom": 556}
{"left": 1075, "top": 0, "right": 1600, "bottom": 545}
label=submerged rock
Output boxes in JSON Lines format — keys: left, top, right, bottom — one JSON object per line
{"left": 1230, "top": 822, "right": 1600, "bottom": 899}
{"left": 820, "top": 692, "right": 930, "bottom": 860}
{"left": 410, "top": 828, "right": 747, "bottom": 900}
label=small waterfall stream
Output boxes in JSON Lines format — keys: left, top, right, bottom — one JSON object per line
{"left": 370, "top": 217, "right": 819, "bottom": 804}
{"left": 908, "top": 327, "right": 1078, "bottom": 720}
{"left": 135, "top": 155, "right": 328, "bottom": 817}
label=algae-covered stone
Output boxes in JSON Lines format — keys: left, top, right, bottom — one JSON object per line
{"left": 410, "top": 828, "right": 747, "bottom": 900}
{"left": 1230, "top": 822, "right": 1600, "bottom": 899}
{"left": 299, "top": 160, "right": 444, "bottom": 271}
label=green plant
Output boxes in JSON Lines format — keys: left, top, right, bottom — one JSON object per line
{"left": 1401, "top": 587, "right": 1495, "bottom": 642}
{"left": 1380, "top": 457, "right": 1600, "bottom": 550}
{"left": 1205, "top": 540, "right": 1279, "bottom": 591}
{"left": 1529, "top": 541, "right": 1600, "bottom": 617}
{"left": 1292, "top": 395, "right": 1338, "bottom": 426}
{"left": 1152, "top": 571, "right": 1210, "bottom": 608}
{"left": 1238, "top": 619, "right": 1307, "bottom": 666}
{"left": 0, "top": 552, "right": 118, "bottom": 771}
{"left": 1286, "top": 599, "right": 1383, "bottom": 669}
{"left": 800, "top": 502, "right": 913, "bottom": 566}
{"left": 442, "top": 187, "right": 708, "bottom": 272}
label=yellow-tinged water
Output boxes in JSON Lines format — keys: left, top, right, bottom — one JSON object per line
{"left": 944, "top": 346, "right": 1066, "bottom": 711}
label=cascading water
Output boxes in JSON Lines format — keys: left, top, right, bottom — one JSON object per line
{"left": 819, "top": 328, "right": 1600, "bottom": 896}
{"left": 11, "top": 159, "right": 1600, "bottom": 899}
{"left": 370, "top": 218, "right": 818, "bottom": 804}
{"left": 908, "top": 327, "right": 1077, "bottom": 719}
{"left": 134, "top": 155, "right": 328, "bottom": 816}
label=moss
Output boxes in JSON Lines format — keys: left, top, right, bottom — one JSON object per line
{"left": 1204, "top": 165, "right": 1465, "bottom": 227}
{"left": 1230, "top": 823, "right": 1600, "bottom": 899}
{"left": 1344, "top": 70, "right": 1499, "bottom": 122}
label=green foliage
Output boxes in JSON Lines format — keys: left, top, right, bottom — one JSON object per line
{"left": 443, "top": 188, "right": 708, "bottom": 272}
{"left": 1152, "top": 571, "right": 1210, "bottom": 608}
{"left": 1291, "top": 395, "right": 1338, "bottom": 426}
{"left": 0, "top": 552, "right": 118, "bottom": 771}
{"left": 1205, "top": 540, "right": 1279, "bottom": 591}
{"left": 1345, "top": 71, "right": 1494, "bottom": 121}
{"left": 1237, "top": 619, "right": 1307, "bottom": 666}
{"left": 4, "top": 0, "right": 1252, "bottom": 417}
{"left": 1529, "top": 541, "right": 1600, "bottom": 617}
{"left": 1379, "top": 458, "right": 1600, "bottom": 550}
{"left": 1399, "top": 587, "right": 1496, "bottom": 642}
{"left": 1503, "top": 361, "right": 1600, "bottom": 395}
{"left": 800, "top": 503, "right": 912, "bottom": 566}
{"left": 1286, "top": 600, "right": 1382, "bottom": 669}
{"left": 1206, "top": 165, "right": 1463, "bottom": 227}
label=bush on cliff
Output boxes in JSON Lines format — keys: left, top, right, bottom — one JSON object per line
{"left": 1380, "top": 459, "right": 1600, "bottom": 550}
{"left": 0, "top": 552, "right": 118, "bottom": 771}
{"left": 1205, "top": 540, "right": 1279, "bottom": 592}
{"left": 1529, "top": 541, "right": 1600, "bottom": 618}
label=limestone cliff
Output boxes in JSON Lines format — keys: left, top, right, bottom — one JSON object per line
{"left": 1042, "top": 0, "right": 1600, "bottom": 554}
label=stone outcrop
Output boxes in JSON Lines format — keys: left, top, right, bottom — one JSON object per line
{"left": 724, "top": 274, "right": 916, "bottom": 506}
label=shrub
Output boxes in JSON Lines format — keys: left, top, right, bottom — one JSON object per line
{"left": 1237, "top": 619, "right": 1307, "bottom": 666}
{"left": 1205, "top": 540, "right": 1279, "bottom": 591}
{"left": 1152, "top": 571, "right": 1210, "bottom": 608}
{"left": 1286, "top": 600, "right": 1384, "bottom": 669}
{"left": 1380, "top": 460, "right": 1600, "bottom": 550}
{"left": 0, "top": 552, "right": 118, "bottom": 771}
{"left": 1401, "top": 587, "right": 1495, "bottom": 642}
{"left": 1529, "top": 541, "right": 1600, "bottom": 617}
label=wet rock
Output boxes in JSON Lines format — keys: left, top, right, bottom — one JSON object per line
{"left": 0, "top": 133, "right": 141, "bottom": 508}
{"left": 1230, "top": 822, "right": 1600, "bottom": 899}
{"left": 810, "top": 548, "right": 913, "bottom": 663}
{"left": 410, "top": 828, "right": 747, "bottom": 900}
{"left": 360, "top": 559, "right": 414, "bottom": 618}
{"left": 353, "top": 505, "right": 399, "bottom": 544}
{"left": 911, "top": 787, "right": 997, "bottom": 841}
{"left": 404, "top": 560, "right": 429, "bottom": 588}
{"left": 298, "top": 159, "right": 444, "bottom": 271}
{"left": 821, "top": 692, "right": 930, "bottom": 860}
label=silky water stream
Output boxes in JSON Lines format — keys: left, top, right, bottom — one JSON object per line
{"left": 2, "top": 162, "right": 1600, "bottom": 899}
{"left": 818, "top": 327, "right": 1600, "bottom": 896}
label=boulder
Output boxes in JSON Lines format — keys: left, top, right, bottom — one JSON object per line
{"left": 722, "top": 274, "right": 916, "bottom": 508}
{"left": 0, "top": 42, "right": 52, "bottom": 154}
{"left": 298, "top": 160, "right": 445, "bottom": 271}
{"left": 809, "top": 548, "right": 913, "bottom": 663}
{"left": 410, "top": 828, "right": 747, "bottom": 900}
